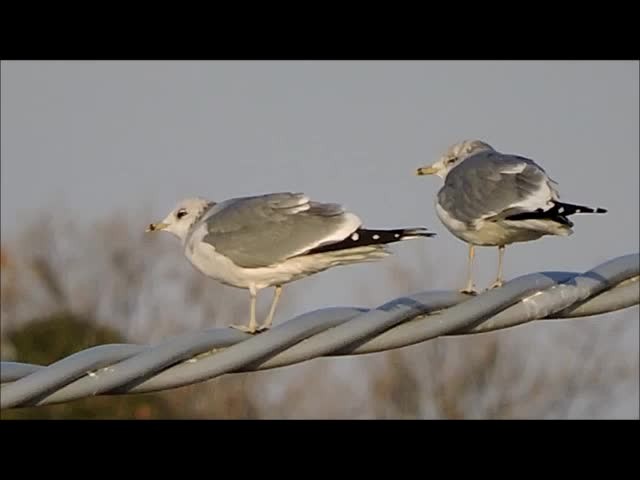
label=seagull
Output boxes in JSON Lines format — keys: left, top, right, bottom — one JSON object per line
{"left": 146, "top": 192, "right": 435, "bottom": 333}
{"left": 416, "top": 139, "right": 607, "bottom": 294}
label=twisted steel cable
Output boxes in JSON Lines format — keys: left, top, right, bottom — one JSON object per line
{"left": 1, "top": 253, "right": 638, "bottom": 410}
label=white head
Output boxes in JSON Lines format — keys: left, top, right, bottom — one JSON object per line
{"left": 416, "top": 139, "right": 494, "bottom": 180}
{"left": 146, "top": 197, "right": 214, "bottom": 242}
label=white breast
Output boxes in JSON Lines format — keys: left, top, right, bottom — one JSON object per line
{"left": 436, "top": 201, "right": 472, "bottom": 240}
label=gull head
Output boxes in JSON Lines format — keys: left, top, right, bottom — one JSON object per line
{"left": 416, "top": 139, "right": 494, "bottom": 179}
{"left": 146, "top": 197, "right": 213, "bottom": 241}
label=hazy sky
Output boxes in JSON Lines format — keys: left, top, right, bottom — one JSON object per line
{"left": 2, "top": 60, "right": 638, "bottom": 313}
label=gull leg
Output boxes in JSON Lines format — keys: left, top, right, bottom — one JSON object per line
{"left": 460, "top": 244, "right": 478, "bottom": 295}
{"left": 230, "top": 286, "right": 260, "bottom": 334}
{"left": 489, "top": 245, "right": 506, "bottom": 289}
{"left": 258, "top": 285, "right": 283, "bottom": 332}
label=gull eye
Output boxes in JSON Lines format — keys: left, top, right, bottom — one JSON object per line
{"left": 446, "top": 157, "right": 457, "bottom": 165}
{"left": 176, "top": 209, "right": 188, "bottom": 219}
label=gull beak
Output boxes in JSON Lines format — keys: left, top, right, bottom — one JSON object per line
{"left": 416, "top": 165, "right": 440, "bottom": 176}
{"left": 146, "top": 222, "right": 169, "bottom": 233}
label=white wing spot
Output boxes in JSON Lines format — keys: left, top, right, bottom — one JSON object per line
{"left": 394, "top": 233, "right": 400, "bottom": 238}
{"left": 372, "top": 234, "right": 380, "bottom": 240}
{"left": 558, "top": 207, "right": 564, "bottom": 213}
{"left": 351, "top": 233, "right": 359, "bottom": 241}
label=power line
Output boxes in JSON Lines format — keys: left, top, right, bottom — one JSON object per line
{"left": 1, "top": 253, "right": 638, "bottom": 410}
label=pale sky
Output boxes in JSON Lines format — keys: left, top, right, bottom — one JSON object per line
{"left": 1, "top": 60, "right": 638, "bottom": 313}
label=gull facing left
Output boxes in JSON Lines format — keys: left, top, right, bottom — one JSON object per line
{"left": 147, "top": 192, "right": 435, "bottom": 333}
{"left": 416, "top": 140, "right": 608, "bottom": 294}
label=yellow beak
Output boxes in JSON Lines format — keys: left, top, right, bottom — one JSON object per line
{"left": 146, "top": 222, "right": 169, "bottom": 232}
{"left": 416, "top": 165, "right": 440, "bottom": 176}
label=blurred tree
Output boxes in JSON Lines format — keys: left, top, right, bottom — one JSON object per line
{"left": 1, "top": 312, "right": 176, "bottom": 419}
{"left": 1, "top": 213, "right": 636, "bottom": 420}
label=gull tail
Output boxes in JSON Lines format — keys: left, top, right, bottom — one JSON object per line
{"left": 306, "top": 227, "right": 435, "bottom": 255}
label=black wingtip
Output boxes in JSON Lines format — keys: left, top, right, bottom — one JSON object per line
{"left": 304, "top": 227, "right": 436, "bottom": 256}
{"left": 572, "top": 206, "right": 608, "bottom": 214}
{"left": 505, "top": 201, "right": 608, "bottom": 226}
{"left": 553, "top": 201, "right": 609, "bottom": 217}
{"left": 401, "top": 227, "right": 437, "bottom": 238}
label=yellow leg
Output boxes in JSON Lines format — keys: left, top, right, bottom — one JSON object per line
{"left": 259, "top": 285, "right": 283, "bottom": 331}
{"left": 230, "top": 286, "right": 259, "bottom": 333}
{"left": 461, "top": 244, "right": 478, "bottom": 295}
{"left": 489, "top": 246, "right": 506, "bottom": 289}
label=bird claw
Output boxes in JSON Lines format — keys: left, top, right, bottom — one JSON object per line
{"left": 229, "top": 324, "right": 260, "bottom": 334}
{"left": 459, "top": 287, "right": 479, "bottom": 296}
{"left": 229, "top": 323, "right": 271, "bottom": 334}
{"left": 488, "top": 280, "right": 504, "bottom": 290}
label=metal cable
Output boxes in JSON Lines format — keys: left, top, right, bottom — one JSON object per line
{"left": 1, "top": 253, "right": 638, "bottom": 409}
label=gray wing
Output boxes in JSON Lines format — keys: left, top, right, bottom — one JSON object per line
{"left": 201, "top": 192, "right": 359, "bottom": 268}
{"left": 438, "top": 151, "right": 559, "bottom": 226}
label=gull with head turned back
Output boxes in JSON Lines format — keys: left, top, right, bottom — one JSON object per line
{"left": 416, "top": 140, "right": 607, "bottom": 294}
{"left": 147, "top": 192, "right": 436, "bottom": 333}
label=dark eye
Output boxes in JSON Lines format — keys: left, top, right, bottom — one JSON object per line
{"left": 176, "top": 209, "right": 188, "bottom": 219}
{"left": 446, "top": 157, "right": 457, "bottom": 165}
